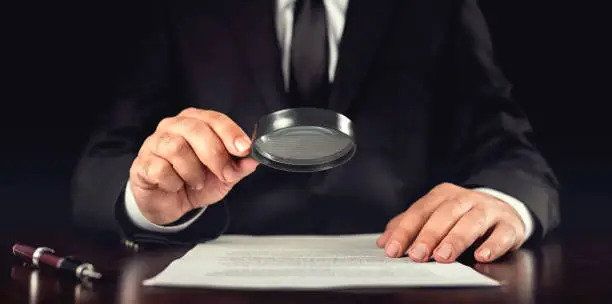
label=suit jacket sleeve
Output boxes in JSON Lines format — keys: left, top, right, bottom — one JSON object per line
{"left": 434, "top": 0, "right": 561, "bottom": 239}
{"left": 70, "top": 4, "right": 228, "bottom": 247}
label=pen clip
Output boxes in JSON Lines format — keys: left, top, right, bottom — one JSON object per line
{"left": 32, "top": 247, "right": 54, "bottom": 267}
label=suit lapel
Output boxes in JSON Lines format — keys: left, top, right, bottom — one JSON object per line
{"left": 329, "top": 0, "right": 395, "bottom": 114}
{"left": 223, "top": 0, "right": 394, "bottom": 113}
{"left": 225, "top": 0, "right": 286, "bottom": 112}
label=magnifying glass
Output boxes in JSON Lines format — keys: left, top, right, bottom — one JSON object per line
{"left": 244, "top": 107, "right": 356, "bottom": 172}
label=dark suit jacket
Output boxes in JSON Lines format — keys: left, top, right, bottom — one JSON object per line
{"left": 71, "top": 0, "right": 560, "bottom": 247}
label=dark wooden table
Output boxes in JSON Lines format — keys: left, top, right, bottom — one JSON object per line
{"left": 1, "top": 229, "right": 611, "bottom": 303}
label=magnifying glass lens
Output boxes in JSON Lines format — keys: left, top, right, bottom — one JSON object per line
{"left": 247, "top": 108, "right": 356, "bottom": 172}
{"left": 254, "top": 126, "right": 353, "bottom": 165}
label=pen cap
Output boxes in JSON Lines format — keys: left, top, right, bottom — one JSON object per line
{"left": 12, "top": 244, "right": 35, "bottom": 260}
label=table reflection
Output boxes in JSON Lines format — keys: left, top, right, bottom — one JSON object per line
{"left": 117, "top": 256, "right": 149, "bottom": 304}
{"left": 10, "top": 265, "right": 97, "bottom": 304}
{"left": 473, "top": 242, "right": 564, "bottom": 303}
{"left": 116, "top": 248, "right": 250, "bottom": 304}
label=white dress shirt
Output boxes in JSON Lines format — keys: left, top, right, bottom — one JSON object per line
{"left": 124, "top": 0, "right": 535, "bottom": 240}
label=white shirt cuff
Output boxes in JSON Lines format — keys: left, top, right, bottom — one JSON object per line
{"left": 473, "top": 187, "right": 534, "bottom": 241}
{"left": 124, "top": 180, "right": 207, "bottom": 233}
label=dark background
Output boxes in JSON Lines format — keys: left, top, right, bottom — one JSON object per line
{"left": 1, "top": 1, "right": 610, "bottom": 236}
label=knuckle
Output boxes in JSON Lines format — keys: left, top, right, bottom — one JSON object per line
{"left": 148, "top": 160, "right": 171, "bottom": 179}
{"left": 502, "top": 227, "right": 518, "bottom": 245}
{"left": 209, "top": 111, "right": 238, "bottom": 134}
{"left": 488, "top": 226, "right": 519, "bottom": 253}
{"left": 129, "top": 158, "right": 141, "bottom": 178}
{"left": 415, "top": 230, "right": 438, "bottom": 246}
{"left": 445, "top": 233, "right": 469, "bottom": 250}
{"left": 413, "top": 193, "right": 441, "bottom": 213}
{"left": 446, "top": 199, "right": 462, "bottom": 217}
{"left": 208, "top": 140, "right": 226, "bottom": 159}
{"left": 426, "top": 183, "right": 456, "bottom": 200}
{"left": 472, "top": 207, "right": 489, "bottom": 229}
{"left": 498, "top": 206, "right": 521, "bottom": 226}
{"left": 423, "top": 192, "right": 443, "bottom": 204}
{"left": 159, "top": 135, "right": 188, "bottom": 157}
{"left": 179, "top": 117, "right": 202, "bottom": 134}
{"left": 139, "top": 135, "right": 155, "bottom": 156}
{"left": 429, "top": 185, "right": 443, "bottom": 195}
{"left": 218, "top": 121, "right": 240, "bottom": 139}
{"left": 386, "top": 213, "right": 403, "bottom": 229}
{"left": 410, "top": 197, "right": 430, "bottom": 212}
{"left": 448, "top": 196, "right": 472, "bottom": 216}
{"left": 157, "top": 117, "right": 176, "bottom": 131}
{"left": 436, "top": 182, "right": 457, "bottom": 193}
{"left": 389, "top": 224, "right": 412, "bottom": 240}
{"left": 515, "top": 223, "right": 526, "bottom": 241}
{"left": 144, "top": 160, "right": 159, "bottom": 178}
{"left": 206, "top": 110, "right": 227, "bottom": 123}
{"left": 140, "top": 160, "right": 152, "bottom": 179}
{"left": 463, "top": 192, "right": 487, "bottom": 208}
{"left": 481, "top": 193, "right": 505, "bottom": 209}
{"left": 180, "top": 107, "right": 201, "bottom": 116}
{"left": 466, "top": 190, "right": 484, "bottom": 200}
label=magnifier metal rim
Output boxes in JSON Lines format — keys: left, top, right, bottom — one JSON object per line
{"left": 249, "top": 107, "right": 356, "bottom": 172}
{"left": 250, "top": 137, "right": 356, "bottom": 172}
{"left": 253, "top": 107, "right": 354, "bottom": 139}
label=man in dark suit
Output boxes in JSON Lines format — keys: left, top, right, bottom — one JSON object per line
{"left": 72, "top": 0, "right": 560, "bottom": 263}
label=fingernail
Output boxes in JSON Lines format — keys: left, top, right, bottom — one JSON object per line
{"left": 410, "top": 243, "right": 427, "bottom": 259}
{"left": 234, "top": 137, "right": 250, "bottom": 153}
{"left": 223, "top": 164, "right": 235, "bottom": 182}
{"left": 478, "top": 248, "right": 491, "bottom": 260}
{"left": 436, "top": 243, "right": 452, "bottom": 260}
{"left": 385, "top": 241, "right": 401, "bottom": 257}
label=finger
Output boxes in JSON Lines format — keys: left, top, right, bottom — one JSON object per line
{"left": 132, "top": 154, "right": 184, "bottom": 193}
{"left": 407, "top": 196, "right": 474, "bottom": 262}
{"left": 161, "top": 116, "right": 237, "bottom": 183}
{"left": 384, "top": 189, "right": 449, "bottom": 258}
{"left": 234, "top": 157, "right": 259, "bottom": 179}
{"left": 145, "top": 133, "right": 207, "bottom": 189}
{"left": 432, "top": 206, "right": 492, "bottom": 263}
{"left": 377, "top": 229, "right": 393, "bottom": 248}
{"left": 376, "top": 213, "right": 404, "bottom": 247}
{"left": 474, "top": 223, "right": 518, "bottom": 263}
{"left": 178, "top": 108, "right": 252, "bottom": 156}
{"left": 130, "top": 156, "right": 154, "bottom": 190}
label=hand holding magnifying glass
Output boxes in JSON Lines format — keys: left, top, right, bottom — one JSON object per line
{"left": 127, "top": 107, "right": 356, "bottom": 226}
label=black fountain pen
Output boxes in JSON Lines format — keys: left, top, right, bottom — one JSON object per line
{"left": 12, "top": 243, "right": 102, "bottom": 281}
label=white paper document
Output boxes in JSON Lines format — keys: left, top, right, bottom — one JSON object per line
{"left": 143, "top": 234, "right": 499, "bottom": 289}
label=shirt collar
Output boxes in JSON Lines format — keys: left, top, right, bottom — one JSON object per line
{"left": 277, "top": 0, "right": 296, "bottom": 13}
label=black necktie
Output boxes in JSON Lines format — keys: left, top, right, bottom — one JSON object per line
{"left": 289, "top": 0, "right": 329, "bottom": 107}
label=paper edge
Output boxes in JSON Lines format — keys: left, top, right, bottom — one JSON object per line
{"left": 140, "top": 234, "right": 502, "bottom": 289}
